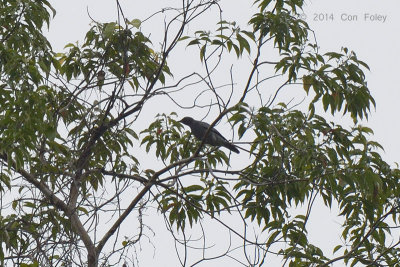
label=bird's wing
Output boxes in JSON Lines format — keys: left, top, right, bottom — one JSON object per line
{"left": 194, "top": 120, "right": 239, "bottom": 153}
{"left": 198, "top": 121, "right": 228, "bottom": 142}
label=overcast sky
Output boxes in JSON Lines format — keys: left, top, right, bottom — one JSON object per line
{"left": 45, "top": 1, "right": 400, "bottom": 266}
{"left": 303, "top": 0, "right": 400, "bottom": 164}
{"left": 48, "top": 0, "right": 400, "bottom": 163}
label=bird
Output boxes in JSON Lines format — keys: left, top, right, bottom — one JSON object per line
{"left": 179, "top": 117, "right": 240, "bottom": 154}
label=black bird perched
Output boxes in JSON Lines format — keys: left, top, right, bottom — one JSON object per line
{"left": 180, "top": 117, "right": 240, "bottom": 154}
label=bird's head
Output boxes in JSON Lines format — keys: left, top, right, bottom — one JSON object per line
{"left": 179, "top": 117, "right": 194, "bottom": 126}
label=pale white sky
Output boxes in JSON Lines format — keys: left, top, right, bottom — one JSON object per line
{"left": 303, "top": 0, "right": 400, "bottom": 163}
{"left": 45, "top": 1, "right": 400, "bottom": 266}
{"left": 48, "top": 0, "right": 400, "bottom": 163}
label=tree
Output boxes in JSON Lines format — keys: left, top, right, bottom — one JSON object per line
{"left": 1, "top": 0, "right": 399, "bottom": 266}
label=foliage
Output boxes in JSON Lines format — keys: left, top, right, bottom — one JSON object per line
{"left": 0, "top": 0, "right": 399, "bottom": 266}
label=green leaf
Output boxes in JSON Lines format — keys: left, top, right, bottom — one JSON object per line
{"left": 266, "top": 230, "right": 280, "bottom": 246}
{"left": 44, "top": 125, "right": 57, "bottom": 141}
{"left": 130, "top": 19, "right": 141, "bottom": 28}
{"left": 333, "top": 244, "right": 342, "bottom": 254}
{"left": 178, "top": 36, "right": 190, "bottom": 41}
{"left": 103, "top": 22, "right": 116, "bottom": 38}
{"left": 184, "top": 185, "right": 204, "bottom": 193}
{"left": 200, "top": 45, "right": 206, "bottom": 62}
{"left": 236, "top": 33, "right": 250, "bottom": 54}
{"left": 187, "top": 39, "right": 201, "bottom": 46}
{"left": 77, "top": 206, "right": 89, "bottom": 214}
{"left": 302, "top": 75, "right": 312, "bottom": 94}
{"left": 12, "top": 200, "right": 18, "bottom": 210}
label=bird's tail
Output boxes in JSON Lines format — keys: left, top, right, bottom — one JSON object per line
{"left": 224, "top": 143, "right": 240, "bottom": 154}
